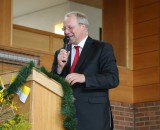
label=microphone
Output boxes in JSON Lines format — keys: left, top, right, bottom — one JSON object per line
{"left": 62, "top": 36, "right": 70, "bottom": 62}
{"left": 63, "top": 36, "right": 70, "bottom": 51}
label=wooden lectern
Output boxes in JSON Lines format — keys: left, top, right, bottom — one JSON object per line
{"left": 1, "top": 68, "right": 64, "bottom": 130}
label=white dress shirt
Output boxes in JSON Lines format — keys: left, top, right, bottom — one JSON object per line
{"left": 71, "top": 36, "right": 88, "bottom": 66}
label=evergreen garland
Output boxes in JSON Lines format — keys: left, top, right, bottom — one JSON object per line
{"left": 6, "top": 61, "right": 34, "bottom": 95}
{"left": 4, "top": 61, "right": 77, "bottom": 130}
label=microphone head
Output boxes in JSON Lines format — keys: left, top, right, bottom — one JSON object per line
{"left": 63, "top": 36, "right": 70, "bottom": 44}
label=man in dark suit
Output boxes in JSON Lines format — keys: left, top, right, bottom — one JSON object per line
{"left": 51, "top": 11, "right": 119, "bottom": 130}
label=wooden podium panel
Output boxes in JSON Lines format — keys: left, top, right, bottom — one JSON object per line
{"left": 1, "top": 69, "right": 64, "bottom": 130}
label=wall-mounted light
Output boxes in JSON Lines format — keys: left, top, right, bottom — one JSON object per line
{"left": 54, "top": 23, "right": 64, "bottom": 35}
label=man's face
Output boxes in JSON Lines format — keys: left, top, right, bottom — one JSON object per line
{"left": 63, "top": 15, "right": 85, "bottom": 44}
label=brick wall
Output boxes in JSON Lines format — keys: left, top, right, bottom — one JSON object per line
{"left": 111, "top": 101, "right": 160, "bottom": 130}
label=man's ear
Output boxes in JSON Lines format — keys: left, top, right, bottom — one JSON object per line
{"left": 81, "top": 24, "right": 87, "bottom": 31}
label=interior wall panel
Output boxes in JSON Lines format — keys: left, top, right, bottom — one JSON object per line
{"left": 133, "top": 35, "right": 159, "bottom": 54}
{"left": 103, "top": 0, "right": 127, "bottom": 67}
{"left": 13, "top": 29, "right": 50, "bottom": 52}
{"left": 134, "top": 19, "right": 160, "bottom": 39}
{"left": 0, "top": 0, "right": 12, "bottom": 46}
{"left": 134, "top": 0, "right": 160, "bottom": 8}
{"left": 134, "top": 2, "right": 160, "bottom": 23}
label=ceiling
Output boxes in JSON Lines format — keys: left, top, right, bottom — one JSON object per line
{"left": 69, "top": 0, "right": 102, "bottom": 9}
{"left": 13, "top": 0, "right": 102, "bottom": 18}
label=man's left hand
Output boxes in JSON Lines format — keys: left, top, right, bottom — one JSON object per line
{"left": 65, "top": 73, "right": 85, "bottom": 85}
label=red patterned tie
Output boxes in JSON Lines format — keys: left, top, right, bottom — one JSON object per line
{"left": 70, "top": 46, "right": 80, "bottom": 73}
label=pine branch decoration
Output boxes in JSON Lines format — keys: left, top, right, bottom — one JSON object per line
{"left": 6, "top": 61, "right": 34, "bottom": 95}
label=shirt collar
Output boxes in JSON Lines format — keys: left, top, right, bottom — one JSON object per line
{"left": 72, "top": 35, "right": 88, "bottom": 49}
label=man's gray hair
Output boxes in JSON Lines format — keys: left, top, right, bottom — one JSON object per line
{"left": 65, "top": 11, "right": 89, "bottom": 29}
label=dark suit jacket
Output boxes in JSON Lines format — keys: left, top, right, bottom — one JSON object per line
{"left": 51, "top": 36, "right": 119, "bottom": 130}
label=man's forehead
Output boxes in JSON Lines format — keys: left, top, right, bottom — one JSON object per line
{"left": 64, "top": 16, "right": 77, "bottom": 23}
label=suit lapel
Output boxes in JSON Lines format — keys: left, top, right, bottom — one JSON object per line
{"left": 74, "top": 37, "right": 94, "bottom": 72}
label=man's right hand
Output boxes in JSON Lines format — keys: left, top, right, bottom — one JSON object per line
{"left": 57, "top": 49, "right": 70, "bottom": 74}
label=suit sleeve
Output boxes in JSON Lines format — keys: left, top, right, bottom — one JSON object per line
{"left": 85, "top": 43, "right": 119, "bottom": 90}
{"left": 51, "top": 50, "right": 60, "bottom": 74}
